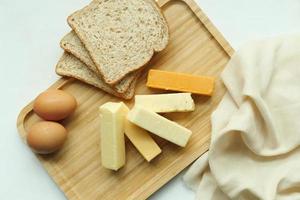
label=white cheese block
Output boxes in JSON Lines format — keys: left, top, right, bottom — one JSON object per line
{"left": 135, "top": 93, "right": 195, "bottom": 113}
{"left": 119, "top": 104, "right": 161, "bottom": 162}
{"left": 127, "top": 106, "right": 192, "bottom": 147}
{"left": 99, "top": 102, "right": 127, "bottom": 170}
{"left": 125, "top": 119, "right": 162, "bottom": 162}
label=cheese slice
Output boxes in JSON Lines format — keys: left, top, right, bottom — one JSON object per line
{"left": 125, "top": 120, "right": 161, "bottom": 162}
{"left": 127, "top": 106, "right": 192, "bottom": 147}
{"left": 99, "top": 102, "right": 127, "bottom": 170}
{"left": 147, "top": 69, "right": 215, "bottom": 96}
{"left": 135, "top": 93, "right": 195, "bottom": 113}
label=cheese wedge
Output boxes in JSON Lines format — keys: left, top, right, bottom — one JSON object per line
{"left": 135, "top": 93, "right": 195, "bottom": 113}
{"left": 99, "top": 102, "right": 127, "bottom": 170}
{"left": 127, "top": 106, "right": 192, "bottom": 147}
{"left": 147, "top": 70, "right": 215, "bottom": 96}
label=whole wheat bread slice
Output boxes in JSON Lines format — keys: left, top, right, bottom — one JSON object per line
{"left": 67, "top": 0, "right": 169, "bottom": 84}
{"left": 60, "top": 31, "right": 139, "bottom": 93}
{"left": 56, "top": 52, "right": 136, "bottom": 99}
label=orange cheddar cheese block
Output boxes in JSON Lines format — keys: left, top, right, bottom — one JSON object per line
{"left": 146, "top": 70, "right": 215, "bottom": 96}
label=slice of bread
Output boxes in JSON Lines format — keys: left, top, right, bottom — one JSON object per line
{"left": 67, "top": 0, "right": 169, "bottom": 84}
{"left": 60, "top": 31, "right": 96, "bottom": 72}
{"left": 56, "top": 52, "right": 136, "bottom": 99}
{"left": 60, "top": 31, "right": 139, "bottom": 93}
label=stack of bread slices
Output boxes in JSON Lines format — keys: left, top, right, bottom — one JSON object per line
{"left": 56, "top": 0, "right": 169, "bottom": 99}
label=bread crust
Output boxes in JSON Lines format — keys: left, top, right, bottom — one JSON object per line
{"left": 55, "top": 53, "right": 136, "bottom": 99}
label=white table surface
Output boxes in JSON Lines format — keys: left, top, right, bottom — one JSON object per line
{"left": 1, "top": 0, "right": 299, "bottom": 199}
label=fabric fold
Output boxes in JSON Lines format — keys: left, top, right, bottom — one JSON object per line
{"left": 184, "top": 35, "right": 300, "bottom": 200}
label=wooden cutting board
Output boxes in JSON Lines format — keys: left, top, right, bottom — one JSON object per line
{"left": 17, "top": 0, "right": 233, "bottom": 199}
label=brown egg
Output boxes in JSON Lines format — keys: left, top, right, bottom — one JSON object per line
{"left": 33, "top": 89, "right": 77, "bottom": 121}
{"left": 27, "top": 121, "right": 68, "bottom": 154}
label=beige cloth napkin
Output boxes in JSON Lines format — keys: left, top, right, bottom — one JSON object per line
{"left": 184, "top": 35, "right": 300, "bottom": 200}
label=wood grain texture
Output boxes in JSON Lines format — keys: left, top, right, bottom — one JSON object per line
{"left": 17, "top": 0, "right": 234, "bottom": 199}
